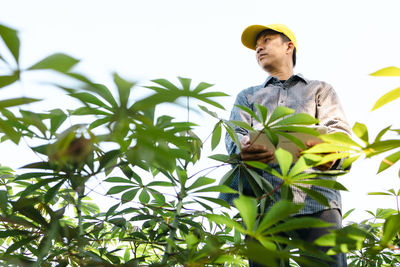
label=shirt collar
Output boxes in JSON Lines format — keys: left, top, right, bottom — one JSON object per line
{"left": 262, "top": 73, "right": 309, "bottom": 87}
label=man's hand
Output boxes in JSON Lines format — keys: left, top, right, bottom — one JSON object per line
{"left": 303, "top": 140, "right": 335, "bottom": 171}
{"left": 240, "top": 136, "right": 275, "bottom": 164}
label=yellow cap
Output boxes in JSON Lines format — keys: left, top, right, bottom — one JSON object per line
{"left": 241, "top": 23, "right": 297, "bottom": 51}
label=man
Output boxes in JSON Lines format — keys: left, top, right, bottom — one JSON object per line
{"left": 221, "top": 24, "right": 351, "bottom": 266}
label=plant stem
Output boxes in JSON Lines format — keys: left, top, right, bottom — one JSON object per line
{"left": 75, "top": 184, "right": 85, "bottom": 256}
{"left": 161, "top": 191, "right": 184, "bottom": 264}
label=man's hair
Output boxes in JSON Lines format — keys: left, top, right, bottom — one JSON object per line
{"left": 256, "top": 29, "right": 297, "bottom": 67}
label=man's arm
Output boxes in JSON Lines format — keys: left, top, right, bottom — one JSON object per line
{"left": 316, "top": 84, "right": 351, "bottom": 135}
{"left": 313, "top": 84, "right": 352, "bottom": 170}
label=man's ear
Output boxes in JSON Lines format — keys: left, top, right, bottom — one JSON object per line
{"left": 286, "top": 42, "right": 294, "bottom": 54}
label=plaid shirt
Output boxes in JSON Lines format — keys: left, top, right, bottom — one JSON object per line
{"left": 220, "top": 74, "right": 351, "bottom": 215}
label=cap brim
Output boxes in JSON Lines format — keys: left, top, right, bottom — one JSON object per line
{"left": 241, "top": 25, "right": 274, "bottom": 50}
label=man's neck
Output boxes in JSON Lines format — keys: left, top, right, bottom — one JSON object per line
{"left": 267, "top": 69, "right": 293, "bottom": 81}
{"left": 265, "top": 64, "right": 294, "bottom": 80}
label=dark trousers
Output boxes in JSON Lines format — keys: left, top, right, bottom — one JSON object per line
{"left": 249, "top": 209, "right": 347, "bottom": 267}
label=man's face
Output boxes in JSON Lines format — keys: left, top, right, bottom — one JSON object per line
{"left": 255, "top": 32, "right": 290, "bottom": 71}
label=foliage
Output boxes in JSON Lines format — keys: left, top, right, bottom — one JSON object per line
{"left": 1, "top": 23, "right": 400, "bottom": 267}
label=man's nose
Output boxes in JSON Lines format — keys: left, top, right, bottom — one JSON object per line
{"left": 256, "top": 46, "right": 263, "bottom": 54}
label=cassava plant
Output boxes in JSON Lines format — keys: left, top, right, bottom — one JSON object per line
{"left": 1, "top": 22, "right": 400, "bottom": 267}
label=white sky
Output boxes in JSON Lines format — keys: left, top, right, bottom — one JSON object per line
{"left": 1, "top": 0, "right": 400, "bottom": 223}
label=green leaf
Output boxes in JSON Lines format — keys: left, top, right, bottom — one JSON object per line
{"left": 107, "top": 185, "right": 132, "bottom": 195}
{"left": 294, "top": 185, "right": 330, "bottom": 207}
{"left": 49, "top": 109, "right": 67, "bottom": 134}
{"left": 98, "top": 149, "right": 120, "bottom": 171}
{"left": 274, "top": 148, "right": 292, "bottom": 177}
{"left": 0, "top": 98, "right": 40, "bottom": 109}
{"left": 105, "top": 176, "right": 136, "bottom": 184}
{"left": 234, "top": 104, "right": 261, "bottom": 123}
{"left": 381, "top": 214, "right": 400, "bottom": 245}
{"left": 257, "top": 200, "right": 303, "bottom": 234}
{"left": 20, "top": 110, "right": 47, "bottom": 136}
{"left": 219, "top": 166, "right": 238, "bottom": 186}
{"left": 288, "top": 156, "right": 315, "bottom": 177}
{"left": 20, "top": 177, "right": 60, "bottom": 198}
{"left": 147, "top": 181, "right": 173, "bottom": 187}
{"left": 69, "top": 92, "right": 112, "bottom": 110}
{"left": 197, "top": 98, "right": 225, "bottom": 113}
{"left": 199, "top": 105, "right": 219, "bottom": 119}
{"left": 72, "top": 107, "right": 110, "bottom": 116}
{"left": 264, "top": 217, "right": 332, "bottom": 235}
{"left": 0, "top": 73, "right": 19, "bottom": 88}
{"left": 255, "top": 104, "right": 268, "bottom": 123}
{"left": 267, "top": 106, "right": 294, "bottom": 125}
{"left": 368, "top": 192, "right": 392, "bottom": 196}
{"left": 44, "top": 180, "right": 65, "bottom": 203}
{"left": 233, "top": 195, "right": 257, "bottom": 232}
{"left": 187, "top": 177, "right": 215, "bottom": 191}
{"left": 0, "top": 24, "right": 20, "bottom": 63}
{"left": 82, "top": 83, "right": 119, "bottom": 109}
{"left": 211, "top": 122, "right": 222, "bottom": 150}
{"left": 0, "top": 118, "right": 21, "bottom": 143}
{"left": 176, "top": 166, "right": 187, "bottom": 187}
{"left": 105, "top": 203, "right": 120, "bottom": 218}
{"left": 305, "top": 143, "right": 355, "bottom": 154}
{"left": 109, "top": 217, "right": 126, "bottom": 228}
{"left": 273, "top": 125, "right": 320, "bottom": 136}
{"left": 199, "top": 91, "right": 229, "bottom": 97}
{"left": 342, "top": 155, "right": 361, "bottom": 169}
{"left": 14, "top": 172, "right": 52, "bottom": 181}
{"left": 224, "top": 123, "right": 241, "bottom": 151}
{"left": 0, "top": 229, "right": 30, "bottom": 238}
{"left": 245, "top": 168, "right": 275, "bottom": 195}
{"left": 193, "top": 185, "right": 236, "bottom": 194}
{"left": 114, "top": 72, "right": 135, "bottom": 108}
{"left": 294, "top": 179, "right": 348, "bottom": 191}
{"left": 12, "top": 202, "right": 49, "bottom": 227}
{"left": 316, "top": 152, "right": 350, "bottom": 166}
{"left": 89, "top": 117, "right": 110, "bottom": 129}
{"left": 264, "top": 128, "right": 279, "bottom": 147}
{"left": 208, "top": 154, "right": 233, "bottom": 162}
{"left": 207, "top": 214, "right": 246, "bottom": 233}
{"left": 148, "top": 189, "right": 165, "bottom": 204}
{"left": 193, "top": 81, "right": 214, "bottom": 93}
{"left": 278, "top": 131, "right": 307, "bottom": 150}
{"left": 28, "top": 53, "right": 79, "bottom": 73}
{"left": 5, "top": 236, "right": 37, "bottom": 255}
{"left": 375, "top": 125, "right": 391, "bottom": 142}
{"left": 370, "top": 66, "right": 400, "bottom": 76}
{"left": 152, "top": 78, "right": 180, "bottom": 91}
{"left": 272, "top": 113, "right": 318, "bottom": 126}
{"left": 231, "top": 120, "right": 255, "bottom": 132}
{"left": 372, "top": 87, "right": 400, "bottom": 111}
{"left": 196, "top": 196, "right": 230, "bottom": 209}
{"left": 178, "top": 77, "right": 191, "bottom": 91}
{"left": 378, "top": 150, "right": 400, "bottom": 173}
{"left": 342, "top": 208, "right": 355, "bottom": 220}
{"left": 0, "top": 190, "right": 8, "bottom": 211}
{"left": 139, "top": 189, "right": 150, "bottom": 203}
{"left": 244, "top": 161, "right": 281, "bottom": 177}
{"left": 121, "top": 189, "right": 139, "bottom": 203}
{"left": 352, "top": 122, "right": 369, "bottom": 145}
{"left": 239, "top": 169, "right": 261, "bottom": 199}
{"left": 195, "top": 200, "right": 213, "bottom": 211}
{"left": 367, "top": 140, "right": 400, "bottom": 157}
